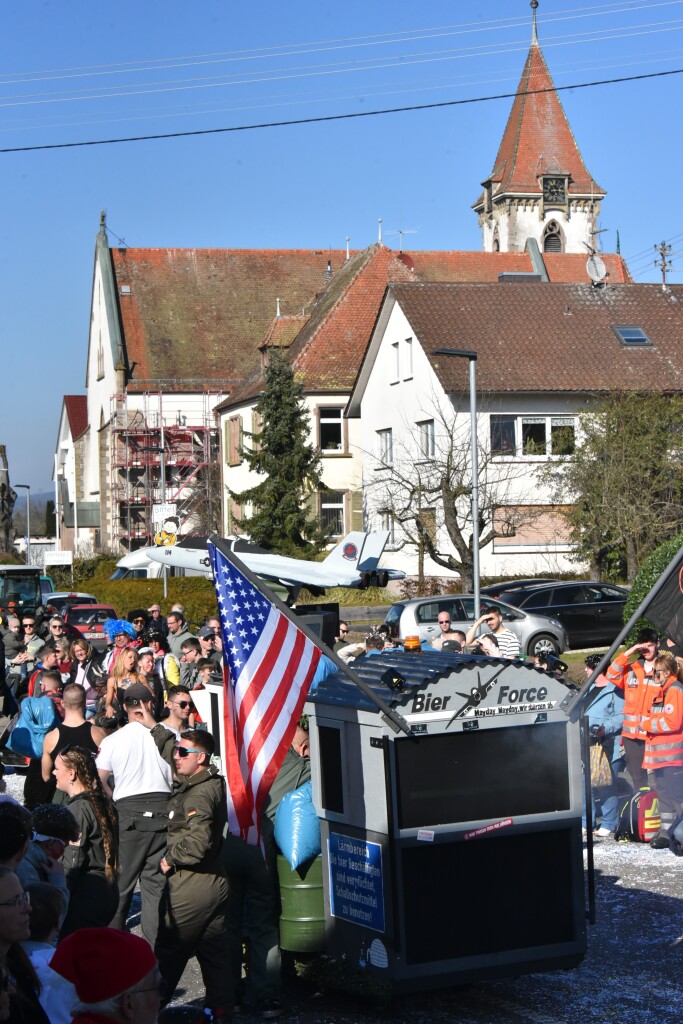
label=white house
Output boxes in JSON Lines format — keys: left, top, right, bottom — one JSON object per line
{"left": 347, "top": 280, "right": 683, "bottom": 581}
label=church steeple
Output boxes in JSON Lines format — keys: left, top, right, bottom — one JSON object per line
{"left": 474, "top": 1, "right": 605, "bottom": 254}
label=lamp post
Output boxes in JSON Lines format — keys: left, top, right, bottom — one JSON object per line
{"left": 15, "top": 485, "right": 30, "bottom": 567}
{"left": 432, "top": 349, "right": 481, "bottom": 618}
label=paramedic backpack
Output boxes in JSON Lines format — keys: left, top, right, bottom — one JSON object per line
{"left": 614, "top": 787, "right": 660, "bottom": 842}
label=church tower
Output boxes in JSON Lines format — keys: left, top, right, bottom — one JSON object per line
{"left": 474, "top": 1, "right": 605, "bottom": 254}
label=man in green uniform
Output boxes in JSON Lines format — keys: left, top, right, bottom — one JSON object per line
{"left": 155, "top": 729, "right": 232, "bottom": 1020}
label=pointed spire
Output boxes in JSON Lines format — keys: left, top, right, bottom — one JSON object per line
{"left": 377, "top": 217, "right": 383, "bottom": 244}
{"left": 531, "top": 0, "right": 539, "bottom": 46}
{"left": 477, "top": 30, "right": 604, "bottom": 199}
{"left": 616, "top": 230, "right": 621, "bottom": 255}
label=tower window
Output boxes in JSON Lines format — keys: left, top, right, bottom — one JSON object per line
{"left": 543, "top": 220, "right": 564, "bottom": 253}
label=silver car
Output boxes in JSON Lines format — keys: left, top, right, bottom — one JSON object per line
{"left": 384, "top": 594, "right": 568, "bottom": 657}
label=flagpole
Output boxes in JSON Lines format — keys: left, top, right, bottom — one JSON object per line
{"left": 563, "top": 542, "right": 683, "bottom": 719}
{"left": 209, "top": 535, "right": 412, "bottom": 736}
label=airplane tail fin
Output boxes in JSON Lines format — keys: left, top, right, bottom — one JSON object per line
{"left": 322, "top": 532, "right": 368, "bottom": 570}
{"left": 357, "top": 531, "right": 390, "bottom": 572}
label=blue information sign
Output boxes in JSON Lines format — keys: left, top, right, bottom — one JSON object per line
{"left": 328, "top": 833, "right": 385, "bottom": 933}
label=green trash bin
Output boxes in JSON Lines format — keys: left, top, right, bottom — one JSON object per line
{"left": 277, "top": 853, "right": 325, "bottom": 953}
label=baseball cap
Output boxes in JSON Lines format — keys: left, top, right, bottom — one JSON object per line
{"left": 122, "top": 683, "right": 154, "bottom": 705}
{"left": 197, "top": 626, "right": 216, "bottom": 639}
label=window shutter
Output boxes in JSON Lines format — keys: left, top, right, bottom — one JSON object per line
{"left": 350, "top": 490, "right": 364, "bottom": 532}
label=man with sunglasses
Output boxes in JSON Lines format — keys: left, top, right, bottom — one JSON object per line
{"left": 163, "top": 685, "right": 194, "bottom": 737}
{"left": 156, "top": 729, "right": 232, "bottom": 1020}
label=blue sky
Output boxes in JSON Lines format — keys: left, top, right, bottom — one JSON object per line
{"left": 1, "top": 0, "right": 681, "bottom": 491}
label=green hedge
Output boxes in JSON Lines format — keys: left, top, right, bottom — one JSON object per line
{"left": 623, "top": 532, "right": 683, "bottom": 644}
{"left": 51, "top": 557, "right": 219, "bottom": 631}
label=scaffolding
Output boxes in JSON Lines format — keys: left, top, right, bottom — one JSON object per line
{"left": 110, "top": 391, "right": 221, "bottom": 552}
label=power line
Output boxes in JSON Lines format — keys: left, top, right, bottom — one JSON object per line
{"left": 1, "top": 64, "right": 681, "bottom": 155}
{"left": 2, "top": 0, "right": 676, "bottom": 85}
{"left": 4, "top": 16, "right": 683, "bottom": 111}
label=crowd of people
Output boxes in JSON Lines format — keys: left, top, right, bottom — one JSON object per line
{"left": 0, "top": 601, "right": 310, "bottom": 1023}
{"left": 0, "top": 595, "right": 681, "bottom": 1021}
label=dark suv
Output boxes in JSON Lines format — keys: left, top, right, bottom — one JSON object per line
{"left": 499, "top": 581, "right": 628, "bottom": 648}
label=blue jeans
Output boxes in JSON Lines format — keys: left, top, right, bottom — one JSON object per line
{"left": 582, "top": 757, "right": 625, "bottom": 832}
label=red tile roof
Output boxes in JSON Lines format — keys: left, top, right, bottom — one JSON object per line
{"left": 543, "top": 253, "right": 632, "bottom": 284}
{"left": 111, "top": 248, "right": 352, "bottom": 393}
{"left": 477, "top": 41, "right": 604, "bottom": 202}
{"left": 64, "top": 395, "right": 88, "bottom": 440}
{"left": 388, "top": 282, "right": 683, "bottom": 394}
{"left": 112, "top": 244, "right": 634, "bottom": 411}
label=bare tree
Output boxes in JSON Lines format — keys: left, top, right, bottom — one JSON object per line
{"left": 364, "top": 393, "right": 544, "bottom": 591}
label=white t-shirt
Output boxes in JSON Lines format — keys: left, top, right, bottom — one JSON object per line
{"left": 96, "top": 721, "right": 172, "bottom": 801}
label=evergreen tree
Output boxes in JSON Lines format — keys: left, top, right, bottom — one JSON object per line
{"left": 230, "top": 351, "right": 324, "bottom": 555}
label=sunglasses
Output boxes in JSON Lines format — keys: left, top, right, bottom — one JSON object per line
{"left": 339, "top": 628, "right": 348, "bottom": 634}
{"left": 133, "top": 618, "right": 145, "bottom": 624}
{"left": 173, "top": 700, "right": 192, "bottom": 710}
{"left": 174, "top": 746, "right": 203, "bottom": 758}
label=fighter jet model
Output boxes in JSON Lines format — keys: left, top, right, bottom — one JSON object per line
{"left": 137, "top": 530, "right": 404, "bottom": 599}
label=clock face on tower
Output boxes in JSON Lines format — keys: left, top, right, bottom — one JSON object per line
{"left": 543, "top": 177, "right": 566, "bottom": 203}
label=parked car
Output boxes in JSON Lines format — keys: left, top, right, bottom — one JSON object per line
{"left": 497, "top": 581, "right": 629, "bottom": 649}
{"left": 384, "top": 594, "right": 568, "bottom": 657}
{"left": 63, "top": 604, "right": 117, "bottom": 651}
{"left": 43, "top": 592, "right": 98, "bottom": 615}
{"left": 480, "top": 579, "right": 560, "bottom": 600}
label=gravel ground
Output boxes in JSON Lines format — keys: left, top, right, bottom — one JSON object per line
{"left": 7, "top": 771, "right": 681, "bottom": 1023}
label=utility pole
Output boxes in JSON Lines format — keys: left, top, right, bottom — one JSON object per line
{"left": 654, "top": 241, "right": 672, "bottom": 287}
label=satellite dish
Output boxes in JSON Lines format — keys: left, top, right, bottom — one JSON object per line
{"left": 586, "top": 254, "right": 607, "bottom": 284}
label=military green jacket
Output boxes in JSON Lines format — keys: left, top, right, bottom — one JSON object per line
{"left": 164, "top": 763, "right": 227, "bottom": 875}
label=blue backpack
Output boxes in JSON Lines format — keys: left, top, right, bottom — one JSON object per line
{"left": 6, "top": 698, "right": 59, "bottom": 759}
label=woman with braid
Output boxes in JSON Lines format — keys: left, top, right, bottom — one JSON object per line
{"left": 52, "top": 745, "right": 120, "bottom": 936}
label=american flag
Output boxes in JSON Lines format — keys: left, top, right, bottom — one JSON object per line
{"left": 208, "top": 539, "right": 321, "bottom": 843}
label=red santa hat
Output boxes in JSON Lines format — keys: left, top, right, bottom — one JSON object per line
{"left": 50, "top": 928, "right": 157, "bottom": 1003}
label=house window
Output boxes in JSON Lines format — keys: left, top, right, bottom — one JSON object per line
{"left": 417, "top": 419, "right": 435, "bottom": 459}
{"left": 550, "top": 417, "right": 576, "bottom": 455}
{"left": 404, "top": 338, "right": 413, "bottom": 380}
{"left": 391, "top": 341, "right": 400, "bottom": 382}
{"left": 380, "top": 511, "right": 395, "bottom": 546}
{"left": 377, "top": 428, "right": 393, "bottom": 466}
{"left": 521, "top": 417, "right": 547, "bottom": 456}
{"left": 491, "top": 415, "right": 576, "bottom": 459}
{"left": 227, "top": 416, "right": 242, "bottom": 466}
{"left": 491, "top": 415, "right": 516, "bottom": 457}
{"left": 320, "top": 491, "right": 344, "bottom": 537}
{"left": 318, "top": 407, "right": 344, "bottom": 452}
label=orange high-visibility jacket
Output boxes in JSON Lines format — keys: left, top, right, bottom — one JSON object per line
{"left": 605, "top": 653, "right": 659, "bottom": 742}
{"left": 641, "top": 675, "right": 683, "bottom": 771}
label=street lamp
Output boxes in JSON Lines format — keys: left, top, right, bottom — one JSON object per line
{"left": 432, "top": 349, "right": 481, "bottom": 618}
{"left": 15, "top": 485, "right": 31, "bottom": 567}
